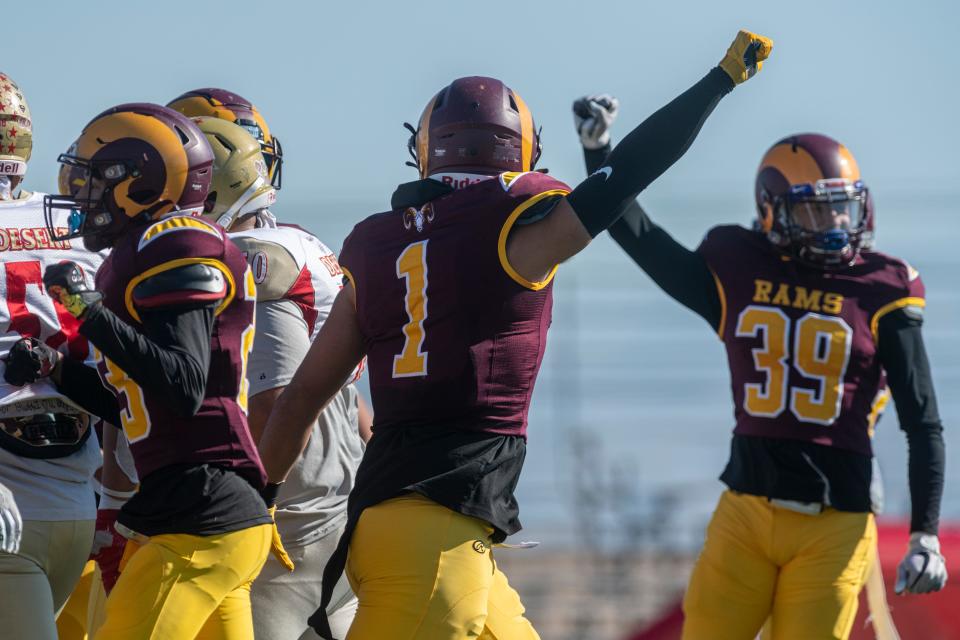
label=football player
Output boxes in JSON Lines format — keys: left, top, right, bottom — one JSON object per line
{"left": 175, "top": 109, "right": 365, "bottom": 639}
{"left": 0, "top": 72, "right": 110, "bottom": 640}
{"left": 572, "top": 97, "right": 947, "bottom": 639}
{"left": 6, "top": 103, "right": 284, "bottom": 640}
{"left": 256, "top": 29, "right": 773, "bottom": 640}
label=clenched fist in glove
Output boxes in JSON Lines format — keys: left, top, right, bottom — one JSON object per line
{"left": 719, "top": 29, "right": 774, "bottom": 84}
{"left": 895, "top": 532, "right": 948, "bottom": 595}
{"left": 3, "top": 338, "right": 60, "bottom": 386}
{"left": 573, "top": 94, "right": 619, "bottom": 150}
{"left": 43, "top": 261, "right": 102, "bottom": 319}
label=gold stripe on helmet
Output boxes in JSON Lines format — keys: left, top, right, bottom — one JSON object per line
{"left": 78, "top": 112, "right": 189, "bottom": 220}
{"left": 836, "top": 144, "right": 861, "bottom": 181}
{"left": 169, "top": 96, "right": 238, "bottom": 123}
{"left": 416, "top": 95, "right": 438, "bottom": 178}
{"left": 511, "top": 90, "right": 534, "bottom": 172}
{"left": 759, "top": 143, "right": 824, "bottom": 187}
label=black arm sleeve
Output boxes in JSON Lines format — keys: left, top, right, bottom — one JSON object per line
{"left": 877, "top": 308, "right": 945, "bottom": 534}
{"left": 566, "top": 67, "right": 734, "bottom": 237}
{"left": 583, "top": 144, "right": 722, "bottom": 331}
{"left": 79, "top": 302, "right": 215, "bottom": 418}
{"left": 57, "top": 358, "right": 121, "bottom": 427}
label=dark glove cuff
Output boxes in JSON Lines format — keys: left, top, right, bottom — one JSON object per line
{"left": 260, "top": 481, "right": 283, "bottom": 509}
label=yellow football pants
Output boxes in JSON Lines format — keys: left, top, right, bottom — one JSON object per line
{"left": 56, "top": 560, "right": 107, "bottom": 640}
{"left": 682, "top": 491, "right": 876, "bottom": 640}
{"left": 345, "top": 493, "right": 540, "bottom": 640}
{"left": 93, "top": 524, "right": 271, "bottom": 640}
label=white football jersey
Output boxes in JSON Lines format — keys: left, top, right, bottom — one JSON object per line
{"left": 0, "top": 192, "right": 107, "bottom": 520}
{"left": 231, "top": 223, "right": 363, "bottom": 383}
{"left": 0, "top": 192, "right": 106, "bottom": 414}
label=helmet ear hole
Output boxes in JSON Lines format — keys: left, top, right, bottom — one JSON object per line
{"left": 508, "top": 94, "right": 519, "bottom": 113}
{"left": 760, "top": 201, "right": 774, "bottom": 232}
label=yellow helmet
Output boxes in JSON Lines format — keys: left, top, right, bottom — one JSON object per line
{"left": 194, "top": 116, "right": 276, "bottom": 229}
{"left": 0, "top": 72, "right": 33, "bottom": 176}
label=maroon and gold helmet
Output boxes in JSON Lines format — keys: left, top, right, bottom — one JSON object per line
{"left": 44, "top": 103, "right": 213, "bottom": 251}
{"left": 755, "top": 133, "right": 874, "bottom": 268}
{"left": 167, "top": 88, "right": 282, "bottom": 189}
{"left": 406, "top": 76, "right": 541, "bottom": 178}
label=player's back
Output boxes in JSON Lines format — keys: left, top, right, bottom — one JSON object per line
{"left": 94, "top": 215, "right": 265, "bottom": 487}
{"left": 339, "top": 171, "right": 569, "bottom": 437}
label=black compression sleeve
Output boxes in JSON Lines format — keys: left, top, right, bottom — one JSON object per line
{"left": 877, "top": 308, "right": 945, "bottom": 534}
{"left": 57, "top": 358, "right": 121, "bottom": 426}
{"left": 566, "top": 67, "right": 734, "bottom": 237}
{"left": 582, "top": 144, "right": 721, "bottom": 330}
{"left": 80, "top": 303, "right": 215, "bottom": 418}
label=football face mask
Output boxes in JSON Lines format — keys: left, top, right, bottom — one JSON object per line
{"left": 780, "top": 179, "right": 869, "bottom": 268}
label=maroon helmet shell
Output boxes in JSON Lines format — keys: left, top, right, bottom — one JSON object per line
{"left": 409, "top": 76, "right": 541, "bottom": 177}
{"left": 755, "top": 133, "right": 874, "bottom": 268}
{"left": 44, "top": 103, "right": 214, "bottom": 250}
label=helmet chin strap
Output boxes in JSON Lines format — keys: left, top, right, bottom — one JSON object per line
{"left": 216, "top": 176, "right": 273, "bottom": 229}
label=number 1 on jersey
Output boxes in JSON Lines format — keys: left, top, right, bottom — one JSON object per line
{"left": 393, "top": 240, "right": 429, "bottom": 378}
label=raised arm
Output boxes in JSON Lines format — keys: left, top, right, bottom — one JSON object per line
{"left": 572, "top": 96, "right": 722, "bottom": 331}
{"left": 506, "top": 29, "right": 773, "bottom": 283}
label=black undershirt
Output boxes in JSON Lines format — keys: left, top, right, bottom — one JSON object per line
{"left": 588, "top": 144, "right": 945, "bottom": 534}
{"left": 56, "top": 301, "right": 269, "bottom": 536}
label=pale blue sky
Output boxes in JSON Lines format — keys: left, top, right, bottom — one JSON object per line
{"left": 8, "top": 1, "right": 959, "bottom": 535}
{"left": 9, "top": 0, "right": 959, "bottom": 228}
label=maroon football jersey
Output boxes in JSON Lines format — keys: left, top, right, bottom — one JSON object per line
{"left": 698, "top": 225, "right": 924, "bottom": 456}
{"left": 93, "top": 216, "right": 266, "bottom": 486}
{"left": 339, "top": 172, "right": 570, "bottom": 437}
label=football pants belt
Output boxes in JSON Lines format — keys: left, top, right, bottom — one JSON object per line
{"left": 0, "top": 412, "right": 92, "bottom": 459}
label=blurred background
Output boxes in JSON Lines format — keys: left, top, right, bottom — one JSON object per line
{"left": 10, "top": 1, "right": 959, "bottom": 636}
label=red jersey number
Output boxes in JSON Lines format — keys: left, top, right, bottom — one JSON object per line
{"left": 4, "top": 260, "right": 88, "bottom": 360}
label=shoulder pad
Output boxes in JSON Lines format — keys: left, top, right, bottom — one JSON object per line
{"left": 137, "top": 216, "right": 224, "bottom": 253}
{"left": 498, "top": 171, "right": 571, "bottom": 195}
{"left": 132, "top": 262, "right": 228, "bottom": 311}
{"left": 230, "top": 235, "right": 301, "bottom": 302}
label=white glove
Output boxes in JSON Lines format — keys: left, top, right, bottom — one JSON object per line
{"left": 0, "top": 482, "right": 23, "bottom": 554}
{"left": 895, "top": 532, "right": 948, "bottom": 595}
{"left": 572, "top": 94, "right": 619, "bottom": 150}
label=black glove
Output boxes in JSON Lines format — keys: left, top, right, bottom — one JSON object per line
{"left": 260, "top": 481, "right": 283, "bottom": 509}
{"left": 43, "top": 262, "right": 102, "bottom": 319}
{"left": 3, "top": 338, "right": 60, "bottom": 386}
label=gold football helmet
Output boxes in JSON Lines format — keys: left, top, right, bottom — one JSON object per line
{"left": 194, "top": 116, "right": 276, "bottom": 229}
{"left": 0, "top": 72, "right": 33, "bottom": 178}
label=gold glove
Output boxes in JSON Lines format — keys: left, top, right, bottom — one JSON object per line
{"left": 268, "top": 506, "right": 295, "bottom": 571}
{"left": 720, "top": 29, "right": 774, "bottom": 84}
